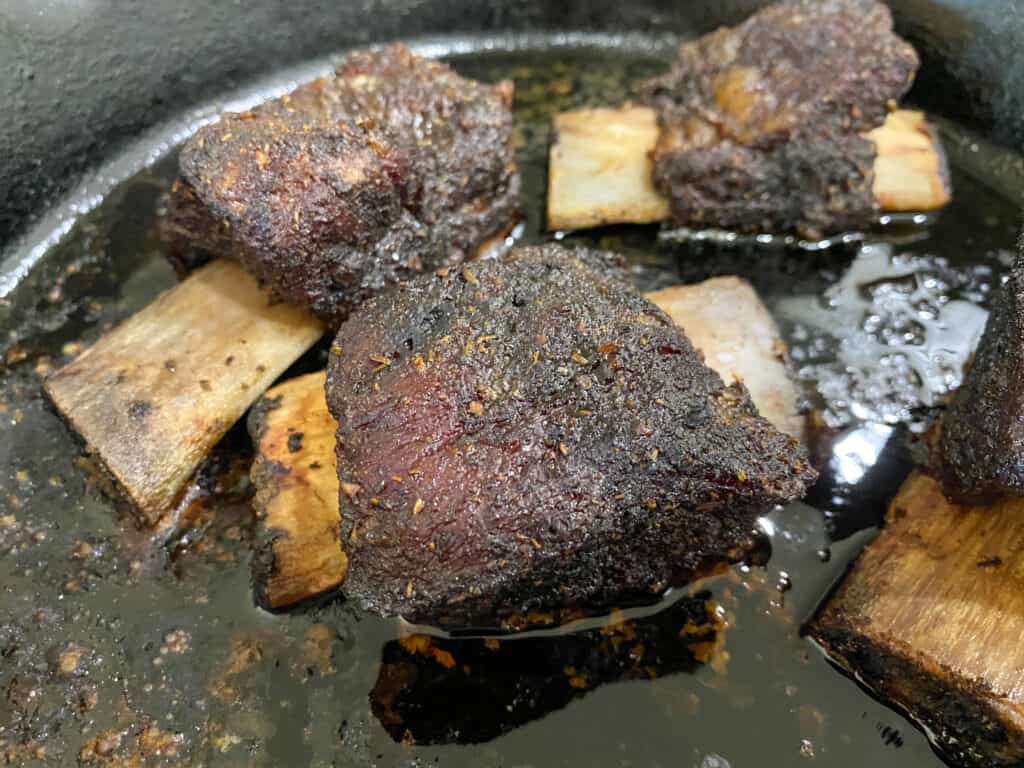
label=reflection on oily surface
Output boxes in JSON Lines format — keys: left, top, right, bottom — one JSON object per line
{"left": 370, "top": 592, "right": 725, "bottom": 745}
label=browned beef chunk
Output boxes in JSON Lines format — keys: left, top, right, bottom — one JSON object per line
{"left": 941, "top": 253, "right": 1024, "bottom": 503}
{"left": 160, "top": 44, "right": 519, "bottom": 326}
{"left": 326, "top": 244, "right": 817, "bottom": 627}
{"left": 638, "top": 0, "right": 918, "bottom": 239}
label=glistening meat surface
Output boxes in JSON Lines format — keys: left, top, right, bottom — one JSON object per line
{"left": 326, "top": 245, "right": 817, "bottom": 627}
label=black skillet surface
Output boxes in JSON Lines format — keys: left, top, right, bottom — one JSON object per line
{"left": 2, "top": 9, "right": 1024, "bottom": 768}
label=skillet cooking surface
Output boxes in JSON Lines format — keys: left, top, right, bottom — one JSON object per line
{"left": 1, "top": 38, "right": 1022, "bottom": 767}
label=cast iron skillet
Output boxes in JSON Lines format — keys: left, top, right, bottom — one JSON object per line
{"left": 1, "top": 2, "right": 1023, "bottom": 767}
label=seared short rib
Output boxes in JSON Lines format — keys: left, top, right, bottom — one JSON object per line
{"left": 161, "top": 44, "right": 519, "bottom": 326}
{"left": 639, "top": 0, "right": 920, "bottom": 238}
{"left": 941, "top": 253, "right": 1024, "bottom": 503}
{"left": 326, "top": 245, "right": 816, "bottom": 626}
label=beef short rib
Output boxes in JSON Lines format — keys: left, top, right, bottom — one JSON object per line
{"left": 326, "top": 244, "right": 816, "bottom": 627}
{"left": 160, "top": 44, "right": 519, "bottom": 327}
{"left": 941, "top": 253, "right": 1024, "bottom": 503}
{"left": 639, "top": 0, "right": 919, "bottom": 238}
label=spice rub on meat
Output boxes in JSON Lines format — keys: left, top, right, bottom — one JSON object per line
{"left": 940, "top": 253, "right": 1024, "bottom": 504}
{"left": 326, "top": 244, "right": 817, "bottom": 627}
{"left": 638, "top": 0, "right": 919, "bottom": 238}
{"left": 160, "top": 44, "right": 519, "bottom": 326}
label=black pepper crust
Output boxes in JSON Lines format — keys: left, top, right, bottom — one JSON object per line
{"left": 326, "top": 244, "right": 817, "bottom": 627}
{"left": 940, "top": 252, "right": 1024, "bottom": 503}
{"left": 638, "top": 0, "right": 919, "bottom": 238}
{"left": 159, "top": 44, "right": 520, "bottom": 327}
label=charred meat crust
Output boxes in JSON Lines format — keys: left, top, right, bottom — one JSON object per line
{"left": 160, "top": 44, "right": 520, "bottom": 327}
{"left": 940, "top": 253, "right": 1024, "bottom": 503}
{"left": 638, "top": 0, "right": 919, "bottom": 238}
{"left": 326, "top": 244, "right": 816, "bottom": 627}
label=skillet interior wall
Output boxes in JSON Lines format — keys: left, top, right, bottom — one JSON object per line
{"left": 1, "top": 0, "right": 1023, "bottom": 256}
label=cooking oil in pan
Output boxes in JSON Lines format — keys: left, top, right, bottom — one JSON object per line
{"left": 0, "top": 41, "right": 1021, "bottom": 768}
